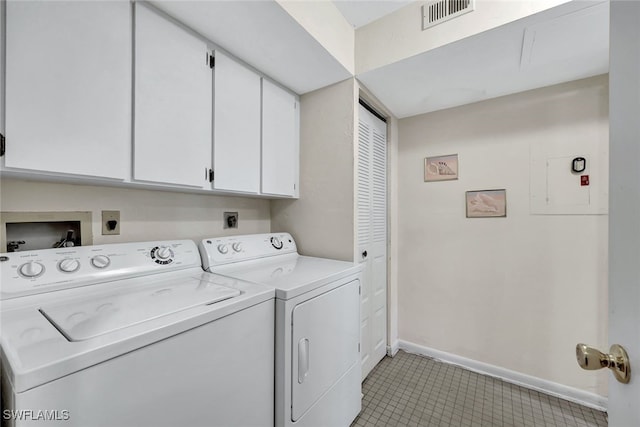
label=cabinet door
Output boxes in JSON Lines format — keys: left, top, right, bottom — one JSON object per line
{"left": 261, "top": 80, "right": 299, "bottom": 197}
{"left": 5, "top": 1, "right": 131, "bottom": 179}
{"left": 134, "top": 4, "right": 212, "bottom": 188}
{"left": 213, "top": 51, "right": 260, "bottom": 194}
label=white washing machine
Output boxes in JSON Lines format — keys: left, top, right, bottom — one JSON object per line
{"left": 0, "top": 240, "right": 275, "bottom": 427}
{"left": 199, "top": 233, "right": 362, "bottom": 427}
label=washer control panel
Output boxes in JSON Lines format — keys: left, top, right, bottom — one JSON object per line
{"left": 199, "top": 233, "right": 297, "bottom": 269}
{"left": 0, "top": 240, "right": 200, "bottom": 300}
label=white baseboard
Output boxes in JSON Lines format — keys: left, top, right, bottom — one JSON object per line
{"left": 386, "top": 340, "right": 400, "bottom": 357}
{"left": 398, "top": 340, "right": 607, "bottom": 412}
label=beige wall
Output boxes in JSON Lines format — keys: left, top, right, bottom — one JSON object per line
{"left": 396, "top": 75, "right": 609, "bottom": 397}
{"left": 0, "top": 179, "right": 270, "bottom": 246}
{"left": 271, "top": 78, "right": 357, "bottom": 262}
{"left": 276, "top": 0, "right": 354, "bottom": 75}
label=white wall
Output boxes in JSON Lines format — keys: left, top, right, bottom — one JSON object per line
{"left": 271, "top": 78, "right": 356, "bottom": 262}
{"left": 0, "top": 179, "right": 270, "bottom": 246}
{"left": 355, "top": 0, "right": 569, "bottom": 74}
{"left": 396, "top": 76, "right": 609, "bottom": 397}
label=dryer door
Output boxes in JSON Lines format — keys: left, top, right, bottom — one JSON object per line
{"left": 291, "top": 279, "right": 360, "bottom": 421}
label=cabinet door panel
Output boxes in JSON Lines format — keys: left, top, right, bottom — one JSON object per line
{"left": 5, "top": 1, "right": 131, "bottom": 179}
{"left": 134, "top": 4, "right": 212, "bottom": 188}
{"left": 261, "top": 80, "right": 298, "bottom": 197}
{"left": 213, "top": 51, "right": 260, "bottom": 194}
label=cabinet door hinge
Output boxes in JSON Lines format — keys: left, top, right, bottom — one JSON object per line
{"left": 0, "top": 133, "right": 5, "bottom": 157}
{"left": 208, "top": 169, "right": 214, "bottom": 182}
{"left": 209, "top": 55, "right": 215, "bottom": 69}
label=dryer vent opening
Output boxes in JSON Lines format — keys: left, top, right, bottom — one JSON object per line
{"left": 422, "top": 0, "right": 475, "bottom": 30}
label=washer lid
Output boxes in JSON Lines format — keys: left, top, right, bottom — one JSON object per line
{"left": 39, "top": 277, "right": 241, "bottom": 341}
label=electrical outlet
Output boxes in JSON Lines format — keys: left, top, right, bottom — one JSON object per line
{"left": 224, "top": 212, "right": 238, "bottom": 229}
{"left": 102, "top": 210, "right": 120, "bottom": 235}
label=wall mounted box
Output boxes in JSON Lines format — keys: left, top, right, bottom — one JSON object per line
{"left": 1, "top": 211, "right": 93, "bottom": 252}
{"left": 530, "top": 139, "right": 608, "bottom": 215}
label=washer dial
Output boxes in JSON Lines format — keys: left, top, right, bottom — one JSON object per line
{"left": 232, "top": 242, "right": 243, "bottom": 252}
{"left": 58, "top": 258, "right": 80, "bottom": 273}
{"left": 217, "top": 244, "right": 229, "bottom": 254}
{"left": 271, "top": 236, "right": 283, "bottom": 250}
{"left": 91, "top": 255, "right": 111, "bottom": 269}
{"left": 18, "top": 261, "right": 45, "bottom": 278}
{"left": 151, "top": 246, "right": 174, "bottom": 265}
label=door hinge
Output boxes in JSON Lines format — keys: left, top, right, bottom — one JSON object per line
{"left": 208, "top": 169, "right": 214, "bottom": 182}
{"left": 358, "top": 343, "right": 361, "bottom": 353}
{"left": 359, "top": 285, "right": 361, "bottom": 295}
{"left": 209, "top": 55, "right": 215, "bottom": 69}
{"left": 0, "top": 133, "right": 5, "bottom": 157}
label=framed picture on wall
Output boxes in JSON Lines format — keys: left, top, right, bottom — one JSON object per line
{"left": 466, "top": 189, "right": 507, "bottom": 218}
{"left": 424, "top": 154, "right": 458, "bottom": 182}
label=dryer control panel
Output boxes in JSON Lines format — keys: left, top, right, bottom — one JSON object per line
{"left": 0, "top": 240, "right": 201, "bottom": 300}
{"left": 199, "top": 233, "right": 297, "bottom": 269}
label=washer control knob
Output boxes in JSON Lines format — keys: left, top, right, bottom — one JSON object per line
{"left": 271, "top": 236, "right": 283, "bottom": 250}
{"left": 232, "top": 242, "right": 243, "bottom": 252}
{"left": 217, "top": 244, "right": 229, "bottom": 254}
{"left": 19, "top": 261, "right": 45, "bottom": 278}
{"left": 58, "top": 258, "right": 80, "bottom": 273}
{"left": 91, "top": 255, "right": 111, "bottom": 269}
{"left": 155, "top": 247, "right": 174, "bottom": 261}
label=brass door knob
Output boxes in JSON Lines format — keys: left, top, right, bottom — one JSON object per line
{"left": 576, "top": 343, "right": 631, "bottom": 384}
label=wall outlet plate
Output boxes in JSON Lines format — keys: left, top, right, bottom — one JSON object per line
{"left": 102, "top": 210, "right": 120, "bottom": 235}
{"left": 224, "top": 212, "right": 238, "bottom": 229}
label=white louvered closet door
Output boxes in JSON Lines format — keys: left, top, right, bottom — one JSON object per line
{"left": 357, "top": 104, "right": 388, "bottom": 380}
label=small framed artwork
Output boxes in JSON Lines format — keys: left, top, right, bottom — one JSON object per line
{"left": 424, "top": 154, "right": 458, "bottom": 182}
{"left": 466, "top": 189, "right": 507, "bottom": 218}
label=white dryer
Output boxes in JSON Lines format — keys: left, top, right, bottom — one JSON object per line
{"left": 0, "top": 240, "right": 274, "bottom": 427}
{"left": 199, "top": 233, "right": 362, "bottom": 427}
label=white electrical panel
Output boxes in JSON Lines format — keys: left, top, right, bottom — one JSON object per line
{"left": 530, "top": 140, "right": 608, "bottom": 215}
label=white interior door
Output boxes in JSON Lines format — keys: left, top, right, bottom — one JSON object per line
{"left": 357, "top": 104, "right": 388, "bottom": 379}
{"left": 607, "top": 1, "right": 639, "bottom": 425}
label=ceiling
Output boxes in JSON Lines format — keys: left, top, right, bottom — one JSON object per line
{"left": 150, "top": 1, "right": 352, "bottom": 95}
{"left": 150, "top": 0, "right": 608, "bottom": 119}
{"left": 333, "top": 0, "right": 413, "bottom": 28}
{"left": 357, "top": 0, "right": 610, "bottom": 118}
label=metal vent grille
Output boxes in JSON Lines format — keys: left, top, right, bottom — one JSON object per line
{"left": 422, "top": 0, "right": 475, "bottom": 30}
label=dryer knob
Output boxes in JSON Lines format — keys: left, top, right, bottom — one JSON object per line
{"left": 91, "top": 255, "right": 111, "bottom": 269}
{"left": 217, "top": 244, "right": 229, "bottom": 254}
{"left": 58, "top": 258, "right": 80, "bottom": 273}
{"left": 19, "top": 261, "right": 45, "bottom": 278}
{"left": 232, "top": 242, "right": 243, "bottom": 252}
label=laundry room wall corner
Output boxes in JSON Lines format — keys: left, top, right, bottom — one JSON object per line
{"left": 271, "top": 78, "right": 357, "bottom": 262}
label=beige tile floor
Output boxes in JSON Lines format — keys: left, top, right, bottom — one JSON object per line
{"left": 352, "top": 351, "right": 608, "bottom": 427}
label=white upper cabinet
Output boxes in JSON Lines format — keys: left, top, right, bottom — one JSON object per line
{"left": 261, "top": 79, "right": 299, "bottom": 197}
{"left": 212, "top": 51, "right": 261, "bottom": 194}
{"left": 4, "top": 1, "right": 131, "bottom": 179}
{"left": 134, "top": 3, "right": 212, "bottom": 188}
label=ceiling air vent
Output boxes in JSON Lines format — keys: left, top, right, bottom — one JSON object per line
{"left": 422, "top": 0, "right": 475, "bottom": 30}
